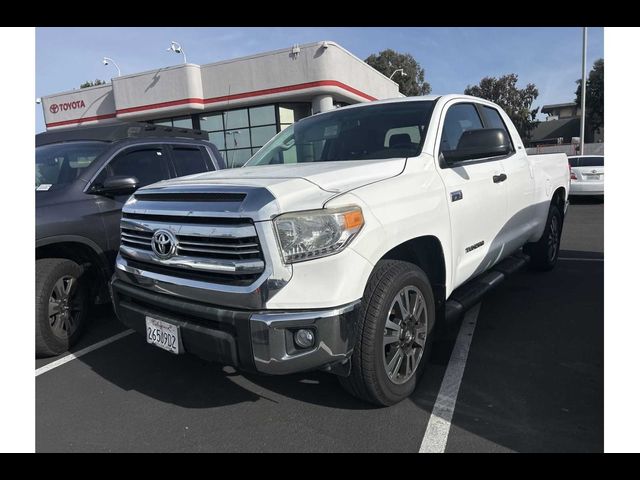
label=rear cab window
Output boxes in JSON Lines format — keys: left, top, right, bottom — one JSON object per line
{"left": 440, "top": 103, "right": 484, "bottom": 153}
{"left": 479, "top": 105, "right": 515, "bottom": 151}
{"left": 170, "top": 146, "right": 212, "bottom": 176}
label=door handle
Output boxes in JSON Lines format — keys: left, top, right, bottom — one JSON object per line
{"left": 493, "top": 173, "right": 507, "bottom": 183}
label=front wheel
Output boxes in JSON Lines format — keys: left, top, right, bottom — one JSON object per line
{"left": 36, "top": 258, "right": 90, "bottom": 357}
{"left": 339, "top": 260, "right": 436, "bottom": 406}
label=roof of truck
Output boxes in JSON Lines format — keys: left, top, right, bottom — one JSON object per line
{"left": 321, "top": 94, "right": 490, "bottom": 114}
{"left": 36, "top": 122, "right": 208, "bottom": 147}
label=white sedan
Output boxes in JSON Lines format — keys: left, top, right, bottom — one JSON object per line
{"left": 569, "top": 155, "right": 604, "bottom": 196}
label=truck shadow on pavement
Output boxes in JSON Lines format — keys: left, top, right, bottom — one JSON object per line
{"left": 76, "top": 330, "right": 382, "bottom": 410}
{"left": 73, "top": 243, "right": 602, "bottom": 417}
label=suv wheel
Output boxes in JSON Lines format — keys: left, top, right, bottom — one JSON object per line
{"left": 36, "top": 258, "right": 90, "bottom": 357}
{"left": 339, "top": 260, "right": 436, "bottom": 406}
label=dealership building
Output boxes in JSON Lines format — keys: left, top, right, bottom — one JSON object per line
{"left": 41, "top": 41, "right": 402, "bottom": 167}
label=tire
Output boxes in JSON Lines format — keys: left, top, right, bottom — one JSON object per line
{"left": 524, "top": 203, "right": 564, "bottom": 271}
{"left": 339, "top": 260, "right": 436, "bottom": 406}
{"left": 36, "top": 258, "right": 90, "bottom": 357}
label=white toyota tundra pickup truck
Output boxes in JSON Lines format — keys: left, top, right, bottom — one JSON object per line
{"left": 111, "top": 95, "right": 570, "bottom": 406}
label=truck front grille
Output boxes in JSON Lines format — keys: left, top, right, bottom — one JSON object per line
{"left": 119, "top": 212, "right": 265, "bottom": 284}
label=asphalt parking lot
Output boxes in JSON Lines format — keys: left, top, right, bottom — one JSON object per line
{"left": 36, "top": 197, "right": 604, "bottom": 452}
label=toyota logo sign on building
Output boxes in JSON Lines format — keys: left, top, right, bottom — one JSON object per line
{"left": 48, "top": 100, "right": 86, "bottom": 115}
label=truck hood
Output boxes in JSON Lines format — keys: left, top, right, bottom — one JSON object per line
{"left": 169, "top": 158, "right": 407, "bottom": 193}
{"left": 136, "top": 159, "right": 406, "bottom": 220}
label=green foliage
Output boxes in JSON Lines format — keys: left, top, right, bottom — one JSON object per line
{"left": 80, "top": 79, "right": 107, "bottom": 89}
{"left": 464, "top": 74, "right": 540, "bottom": 142}
{"left": 575, "top": 58, "right": 604, "bottom": 135}
{"left": 365, "top": 49, "right": 431, "bottom": 96}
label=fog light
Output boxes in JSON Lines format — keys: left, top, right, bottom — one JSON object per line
{"left": 294, "top": 329, "right": 315, "bottom": 348}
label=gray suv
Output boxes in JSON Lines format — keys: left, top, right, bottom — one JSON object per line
{"left": 36, "top": 122, "right": 225, "bottom": 357}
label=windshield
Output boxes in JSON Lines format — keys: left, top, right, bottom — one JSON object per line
{"left": 36, "top": 141, "right": 109, "bottom": 190}
{"left": 245, "top": 101, "right": 435, "bottom": 166}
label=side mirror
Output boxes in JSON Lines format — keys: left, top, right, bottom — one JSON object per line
{"left": 94, "top": 175, "right": 139, "bottom": 196}
{"left": 443, "top": 128, "right": 511, "bottom": 165}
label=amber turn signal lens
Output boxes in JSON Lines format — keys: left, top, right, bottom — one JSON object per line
{"left": 343, "top": 210, "right": 364, "bottom": 230}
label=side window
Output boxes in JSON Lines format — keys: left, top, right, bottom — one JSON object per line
{"left": 171, "top": 146, "right": 210, "bottom": 177}
{"left": 440, "top": 103, "right": 484, "bottom": 153}
{"left": 479, "top": 105, "right": 514, "bottom": 151}
{"left": 96, "top": 146, "right": 171, "bottom": 189}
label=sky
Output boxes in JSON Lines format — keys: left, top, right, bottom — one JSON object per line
{"left": 35, "top": 27, "right": 604, "bottom": 133}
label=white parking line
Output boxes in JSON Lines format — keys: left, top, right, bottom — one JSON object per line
{"left": 558, "top": 257, "right": 604, "bottom": 262}
{"left": 35, "top": 329, "right": 135, "bottom": 377}
{"left": 419, "top": 304, "right": 480, "bottom": 453}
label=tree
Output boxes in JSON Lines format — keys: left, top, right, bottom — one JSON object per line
{"left": 80, "top": 79, "right": 106, "bottom": 89}
{"left": 365, "top": 49, "right": 431, "bottom": 96}
{"left": 575, "top": 58, "right": 604, "bottom": 138}
{"left": 464, "top": 74, "right": 540, "bottom": 142}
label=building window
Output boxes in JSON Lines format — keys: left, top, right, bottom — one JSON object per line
{"left": 224, "top": 109, "right": 249, "bottom": 130}
{"left": 196, "top": 103, "right": 312, "bottom": 168}
{"left": 251, "top": 125, "right": 278, "bottom": 147}
{"left": 250, "top": 105, "right": 276, "bottom": 126}
{"left": 278, "top": 103, "right": 311, "bottom": 129}
{"left": 172, "top": 116, "right": 194, "bottom": 129}
{"left": 150, "top": 116, "right": 195, "bottom": 129}
{"left": 225, "top": 128, "right": 251, "bottom": 149}
{"left": 200, "top": 113, "right": 224, "bottom": 131}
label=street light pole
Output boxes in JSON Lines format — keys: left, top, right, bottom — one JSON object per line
{"left": 579, "top": 27, "right": 588, "bottom": 155}
{"left": 102, "top": 57, "right": 121, "bottom": 77}
{"left": 168, "top": 41, "right": 187, "bottom": 64}
{"left": 390, "top": 68, "right": 405, "bottom": 80}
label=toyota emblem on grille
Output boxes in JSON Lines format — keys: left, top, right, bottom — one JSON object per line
{"left": 151, "top": 229, "right": 177, "bottom": 260}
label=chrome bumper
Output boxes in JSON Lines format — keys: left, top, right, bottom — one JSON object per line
{"left": 111, "top": 277, "right": 360, "bottom": 375}
{"left": 250, "top": 301, "right": 360, "bottom": 375}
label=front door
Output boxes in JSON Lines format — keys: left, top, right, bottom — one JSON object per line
{"left": 436, "top": 101, "right": 509, "bottom": 290}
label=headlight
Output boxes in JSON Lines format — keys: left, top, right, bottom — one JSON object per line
{"left": 274, "top": 206, "right": 365, "bottom": 263}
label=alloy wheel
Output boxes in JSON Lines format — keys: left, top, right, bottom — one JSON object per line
{"left": 382, "top": 286, "right": 428, "bottom": 385}
{"left": 548, "top": 215, "right": 560, "bottom": 262}
{"left": 48, "top": 275, "right": 81, "bottom": 339}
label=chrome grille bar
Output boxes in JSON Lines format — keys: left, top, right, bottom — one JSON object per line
{"left": 119, "top": 211, "right": 265, "bottom": 278}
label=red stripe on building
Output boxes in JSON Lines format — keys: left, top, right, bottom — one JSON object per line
{"left": 46, "top": 113, "right": 117, "bottom": 128}
{"left": 116, "top": 97, "right": 205, "bottom": 115}
{"left": 203, "top": 80, "right": 377, "bottom": 104}
{"left": 46, "top": 80, "right": 377, "bottom": 127}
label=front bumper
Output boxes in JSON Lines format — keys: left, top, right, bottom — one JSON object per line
{"left": 111, "top": 278, "right": 360, "bottom": 375}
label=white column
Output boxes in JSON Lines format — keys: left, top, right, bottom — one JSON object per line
{"left": 312, "top": 94, "right": 333, "bottom": 114}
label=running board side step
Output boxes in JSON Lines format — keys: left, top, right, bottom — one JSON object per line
{"left": 444, "top": 252, "right": 529, "bottom": 324}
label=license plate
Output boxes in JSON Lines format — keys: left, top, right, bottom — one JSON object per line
{"left": 585, "top": 174, "right": 602, "bottom": 181}
{"left": 145, "top": 316, "right": 181, "bottom": 354}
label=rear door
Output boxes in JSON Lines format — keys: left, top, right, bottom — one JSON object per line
{"left": 478, "top": 104, "right": 536, "bottom": 253}
{"left": 90, "top": 144, "right": 173, "bottom": 263}
{"left": 436, "top": 101, "right": 508, "bottom": 289}
{"left": 167, "top": 144, "right": 215, "bottom": 178}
